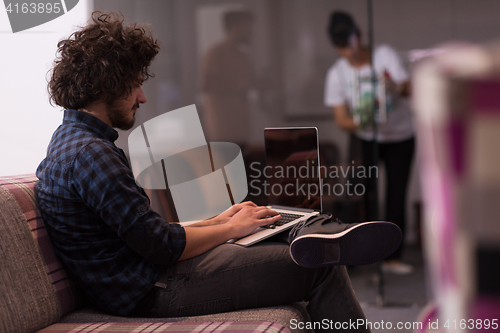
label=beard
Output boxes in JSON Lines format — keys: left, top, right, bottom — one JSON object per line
{"left": 107, "top": 102, "right": 138, "bottom": 131}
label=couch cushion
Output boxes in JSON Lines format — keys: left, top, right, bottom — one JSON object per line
{"left": 38, "top": 321, "right": 290, "bottom": 333}
{"left": 60, "top": 303, "right": 309, "bottom": 333}
{"left": 0, "top": 175, "right": 82, "bottom": 332}
{"left": 0, "top": 175, "right": 59, "bottom": 332}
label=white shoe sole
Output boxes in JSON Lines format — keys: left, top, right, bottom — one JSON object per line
{"left": 290, "top": 221, "right": 402, "bottom": 268}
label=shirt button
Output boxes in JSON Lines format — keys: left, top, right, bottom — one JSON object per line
{"left": 140, "top": 205, "right": 147, "bottom": 212}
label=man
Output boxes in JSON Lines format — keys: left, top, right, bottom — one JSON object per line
{"left": 36, "top": 12, "right": 400, "bottom": 332}
{"left": 201, "top": 11, "right": 255, "bottom": 144}
{"left": 324, "top": 11, "right": 414, "bottom": 274}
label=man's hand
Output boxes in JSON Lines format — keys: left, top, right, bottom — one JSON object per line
{"left": 384, "top": 71, "right": 411, "bottom": 98}
{"left": 212, "top": 201, "right": 258, "bottom": 225}
{"left": 333, "top": 104, "right": 359, "bottom": 132}
{"left": 179, "top": 205, "right": 280, "bottom": 261}
{"left": 184, "top": 201, "right": 258, "bottom": 227}
{"left": 225, "top": 206, "right": 281, "bottom": 239}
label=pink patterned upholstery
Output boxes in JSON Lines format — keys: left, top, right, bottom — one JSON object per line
{"left": 0, "top": 174, "right": 82, "bottom": 316}
{"left": 38, "top": 321, "right": 289, "bottom": 333}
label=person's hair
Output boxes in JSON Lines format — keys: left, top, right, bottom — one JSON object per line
{"left": 223, "top": 11, "right": 253, "bottom": 32}
{"left": 48, "top": 11, "right": 160, "bottom": 110}
{"left": 327, "top": 11, "right": 360, "bottom": 48}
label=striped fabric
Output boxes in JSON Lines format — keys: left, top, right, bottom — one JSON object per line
{"left": 0, "top": 174, "right": 82, "bottom": 316}
{"left": 38, "top": 321, "right": 289, "bottom": 333}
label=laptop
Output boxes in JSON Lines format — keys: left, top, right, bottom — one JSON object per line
{"left": 233, "top": 127, "right": 322, "bottom": 246}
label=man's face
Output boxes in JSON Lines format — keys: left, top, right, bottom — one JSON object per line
{"left": 335, "top": 45, "right": 359, "bottom": 63}
{"left": 228, "top": 18, "right": 253, "bottom": 44}
{"left": 335, "top": 35, "right": 361, "bottom": 63}
{"left": 107, "top": 80, "right": 147, "bottom": 131}
{"left": 236, "top": 19, "right": 253, "bottom": 44}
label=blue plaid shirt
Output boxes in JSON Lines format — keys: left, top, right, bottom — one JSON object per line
{"left": 36, "top": 110, "right": 186, "bottom": 316}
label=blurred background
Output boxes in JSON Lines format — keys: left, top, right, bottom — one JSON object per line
{"left": 91, "top": 0, "right": 500, "bottom": 243}
{"left": 2, "top": 0, "right": 500, "bottom": 331}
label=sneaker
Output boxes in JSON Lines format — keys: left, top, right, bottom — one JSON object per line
{"left": 381, "top": 260, "right": 414, "bottom": 275}
{"left": 288, "top": 214, "right": 402, "bottom": 268}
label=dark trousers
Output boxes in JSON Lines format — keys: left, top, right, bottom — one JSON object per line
{"left": 134, "top": 241, "right": 369, "bottom": 333}
{"left": 361, "top": 137, "right": 415, "bottom": 260}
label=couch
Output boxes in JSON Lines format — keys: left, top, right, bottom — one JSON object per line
{"left": 0, "top": 174, "right": 310, "bottom": 333}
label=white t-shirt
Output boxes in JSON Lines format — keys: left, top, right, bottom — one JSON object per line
{"left": 324, "top": 44, "right": 414, "bottom": 142}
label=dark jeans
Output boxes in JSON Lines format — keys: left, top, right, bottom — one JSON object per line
{"left": 361, "top": 137, "right": 415, "bottom": 260}
{"left": 135, "top": 241, "right": 369, "bottom": 333}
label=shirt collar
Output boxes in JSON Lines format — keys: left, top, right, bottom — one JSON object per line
{"left": 63, "top": 110, "right": 119, "bottom": 142}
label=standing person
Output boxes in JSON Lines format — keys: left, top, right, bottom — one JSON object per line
{"left": 36, "top": 12, "right": 402, "bottom": 332}
{"left": 324, "top": 11, "right": 415, "bottom": 274}
{"left": 201, "top": 11, "right": 255, "bottom": 145}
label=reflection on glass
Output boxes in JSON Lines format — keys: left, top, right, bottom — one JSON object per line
{"left": 265, "top": 128, "right": 321, "bottom": 210}
{"left": 201, "top": 10, "right": 255, "bottom": 144}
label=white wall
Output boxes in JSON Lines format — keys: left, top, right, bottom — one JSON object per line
{"left": 0, "top": 1, "right": 92, "bottom": 176}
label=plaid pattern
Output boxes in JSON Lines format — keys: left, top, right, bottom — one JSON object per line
{"left": 35, "top": 110, "right": 186, "bottom": 316}
{"left": 38, "top": 322, "right": 289, "bottom": 333}
{"left": 0, "top": 174, "right": 82, "bottom": 317}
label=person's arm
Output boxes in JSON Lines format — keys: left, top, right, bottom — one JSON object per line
{"left": 333, "top": 103, "right": 359, "bottom": 132}
{"left": 179, "top": 205, "right": 280, "bottom": 260}
{"left": 73, "top": 143, "right": 277, "bottom": 264}
{"left": 201, "top": 44, "right": 228, "bottom": 94}
{"left": 325, "top": 62, "right": 356, "bottom": 131}
{"left": 385, "top": 74, "right": 411, "bottom": 98}
{"left": 379, "top": 45, "right": 411, "bottom": 98}
{"left": 184, "top": 201, "right": 258, "bottom": 227}
{"left": 398, "top": 80, "right": 411, "bottom": 98}
{"left": 73, "top": 143, "right": 187, "bottom": 266}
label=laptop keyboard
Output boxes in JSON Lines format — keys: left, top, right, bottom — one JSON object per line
{"left": 262, "top": 212, "right": 305, "bottom": 229}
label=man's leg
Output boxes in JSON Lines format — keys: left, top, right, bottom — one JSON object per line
{"left": 140, "top": 241, "right": 368, "bottom": 332}
{"left": 383, "top": 138, "right": 414, "bottom": 260}
{"left": 361, "top": 139, "right": 378, "bottom": 221}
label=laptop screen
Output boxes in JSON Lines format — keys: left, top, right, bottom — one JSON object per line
{"left": 264, "top": 127, "right": 322, "bottom": 212}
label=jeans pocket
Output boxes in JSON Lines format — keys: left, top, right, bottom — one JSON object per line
{"left": 178, "top": 298, "right": 234, "bottom": 317}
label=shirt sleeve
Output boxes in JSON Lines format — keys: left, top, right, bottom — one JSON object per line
{"left": 324, "top": 63, "right": 347, "bottom": 107}
{"left": 71, "top": 141, "right": 186, "bottom": 266}
{"left": 376, "top": 44, "right": 409, "bottom": 84}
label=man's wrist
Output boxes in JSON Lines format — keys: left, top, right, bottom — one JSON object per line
{"left": 219, "top": 222, "right": 237, "bottom": 240}
{"left": 206, "top": 216, "right": 228, "bottom": 225}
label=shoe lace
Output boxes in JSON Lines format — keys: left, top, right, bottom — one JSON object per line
{"left": 288, "top": 213, "right": 333, "bottom": 243}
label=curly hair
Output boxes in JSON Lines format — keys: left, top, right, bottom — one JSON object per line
{"left": 48, "top": 11, "right": 160, "bottom": 110}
